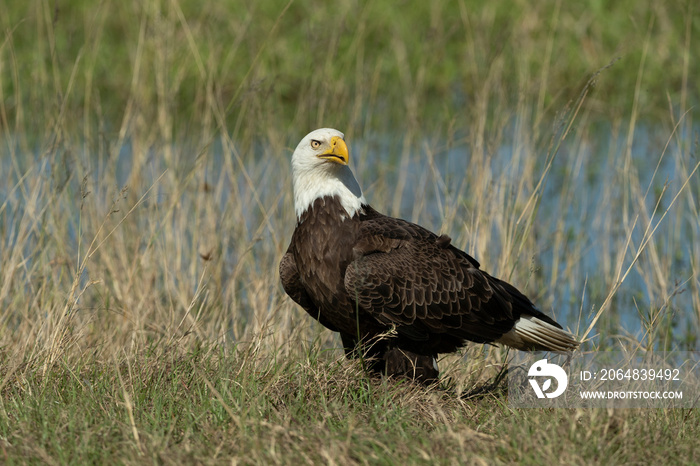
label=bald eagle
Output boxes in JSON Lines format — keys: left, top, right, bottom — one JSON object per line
{"left": 280, "top": 128, "right": 578, "bottom": 384}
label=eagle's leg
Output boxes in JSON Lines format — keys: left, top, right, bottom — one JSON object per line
{"left": 383, "top": 347, "right": 439, "bottom": 385}
{"left": 340, "top": 333, "right": 439, "bottom": 385}
{"left": 340, "top": 332, "right": 361, "bottom": 358}
{"left": 340, "top": 332, "right": 388, "bottom": 374}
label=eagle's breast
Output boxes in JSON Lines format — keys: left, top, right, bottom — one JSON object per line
{"left": 290, "top": 195, "right": 363, "bottom": 326}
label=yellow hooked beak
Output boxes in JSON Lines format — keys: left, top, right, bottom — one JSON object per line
{"left": 318, "top": 136, "right": 349, "bottom": 165}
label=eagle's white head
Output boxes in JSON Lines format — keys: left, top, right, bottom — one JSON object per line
{"left": 291, "top": 128, "right": 366, "bottom": 220}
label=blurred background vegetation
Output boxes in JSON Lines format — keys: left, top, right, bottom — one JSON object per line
{"left": 1, "top": 1, "right": 699, "bottom": 463}
{"left": 1, "top": 0, "right": 698, "bottom": 361}
{"left": 2, "top": 0, "right": 696, "bottom": 141}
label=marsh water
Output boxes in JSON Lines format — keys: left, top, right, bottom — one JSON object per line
{"left": 354, "top": 127, "right": 699, "bottom": 348}
{"left": 2, "top": 124, "right": 698, "bottom": 349}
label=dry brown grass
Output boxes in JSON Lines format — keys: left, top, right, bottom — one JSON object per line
{"left": 1, "top": 0, "right": 699, "bottom": 463}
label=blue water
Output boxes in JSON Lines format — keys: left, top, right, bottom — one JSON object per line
{"left": 1, "top": 124, "right": 698, "bottom": 349}
{"left": 346, "top": 125, "right": 699, "bottom": 349}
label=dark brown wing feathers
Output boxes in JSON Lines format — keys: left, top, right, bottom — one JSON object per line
{"left": 344, "top": 209, "right": 551, "bottom": 348}
{"left": 281, "top": 198, "right": 561, "bottom": 357}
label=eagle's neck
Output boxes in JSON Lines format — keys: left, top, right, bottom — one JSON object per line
{"left": 293, "top": 165, "right": 366, "bottom": 221}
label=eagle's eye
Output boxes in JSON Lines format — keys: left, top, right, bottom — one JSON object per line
{"left": 310, "top": 139, "right": 321, "bottom": 149}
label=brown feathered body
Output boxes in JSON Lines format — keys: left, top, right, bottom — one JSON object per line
{"left": 280, "top": 128, "right": 578, "bottom": 384}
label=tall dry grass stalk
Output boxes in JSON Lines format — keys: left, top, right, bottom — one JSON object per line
{"left": 0, "top": 1, "right": 697, "bottom": 386}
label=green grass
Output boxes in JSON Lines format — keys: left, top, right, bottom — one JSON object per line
{"left": 1, "top": 0, "right": 699, "bottom": 463}
{"left": 1, "top": 0, "right": 697, "bottom": 138}
{"left": 2, "top": 345, "right": 699, "bottom": 464}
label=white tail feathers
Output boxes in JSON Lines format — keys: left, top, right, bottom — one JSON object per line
{"left": 496, "top": 316, "right": 579, "bottom": 352}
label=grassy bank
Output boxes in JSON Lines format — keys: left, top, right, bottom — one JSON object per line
{"left": 2, "top": 345, "right": 699, "bottom": 464}
{"left": 1, "top": 0, "right": 699, "bottom": 463}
